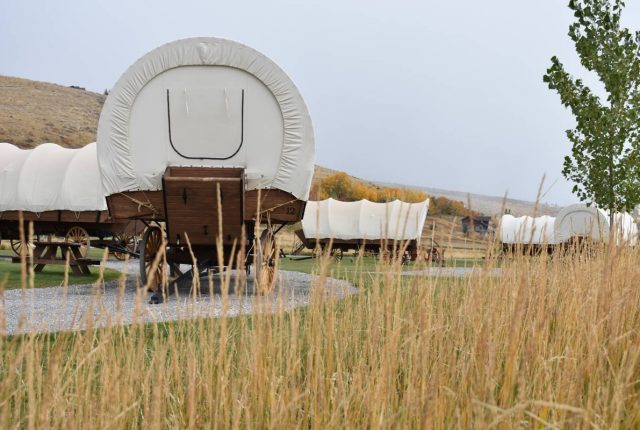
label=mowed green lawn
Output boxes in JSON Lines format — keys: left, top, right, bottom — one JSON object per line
{"left": 0, "top": 259, "right": 121, "bottom": 290}
{"left": 279, "top": 254, "right": 483, "bottom": 275}
{"left": 0, "top": 248, "right": 483, "bottom": 291}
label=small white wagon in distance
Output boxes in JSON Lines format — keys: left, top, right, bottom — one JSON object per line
{"left": 500, "top": 204, "right": 638, "bottom": 254}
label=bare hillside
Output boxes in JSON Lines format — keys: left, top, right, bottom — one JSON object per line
{"left": 0, "top": 75, "right": 105, "bottom": 148}
{"left": 413, "top": 186, "right": 561, "bottom": 217}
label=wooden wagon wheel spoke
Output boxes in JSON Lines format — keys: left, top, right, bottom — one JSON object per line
{"left": 10, "top": 239, "right": 30, "bottom": 256}
{"left": 140, "top": 226, "right": 166, "bottom": 292}
{"left": 253, "top": 228, "right": 278, "bottom": 295}
{"left": 111, "top": 232, "right": 138, "bottom": 261}
{"left": 65, "top": 226, "right": 91, "bottom": 258}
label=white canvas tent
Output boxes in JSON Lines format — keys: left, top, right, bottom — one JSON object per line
{"left": 97, "top": 37, "right": 315, "bottom": 200}
{"left": 301, "top": 199, "right": 429, "bottom": 241}
{"left": 500, "top": 214, "right": 556, "bottom": 245}
{"left": 0, "top": 143, "right": 107, "bottom": 212}
{"left": 553, "top": 204, "right": 637, "bottom": 246}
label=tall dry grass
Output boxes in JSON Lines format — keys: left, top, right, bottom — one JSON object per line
{"left": 0, "top": 244, "right": 639, "bottom": 428}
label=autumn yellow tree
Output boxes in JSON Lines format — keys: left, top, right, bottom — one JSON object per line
{"left": 317, "top": 172, "right": 353, "bottom": 200}
{"left": 317, "top": 172, "right": 429, "bottom": 203}
{"left": 316, "top": 172, "right": 472, "bottom": 215}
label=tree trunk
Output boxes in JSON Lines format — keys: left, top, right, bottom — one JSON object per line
{"left": 609, "top": 206, "right": 615, "bottom": 245}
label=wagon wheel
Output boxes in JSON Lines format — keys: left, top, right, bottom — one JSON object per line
{"left": 253, "top": 228, "right": 278, "bottom": 295}
{"left": 140, "top": 226, "right": 166, "bottom": 292}
{"left": 10, "top": 234, "right": 47, "bottom": 255}
{"left": 111, "top": 232, "right": 138, "bottom": 261}
{"left": 65, "top": 226, "right": 91, "bottom": 258}
{"left": 429, "top": 247, "right": 441, "bottom": 265}
{"left": 10, "top": 239, "right": 29, "bottom": 256}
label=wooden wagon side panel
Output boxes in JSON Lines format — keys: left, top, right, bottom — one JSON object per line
{"left": 0, "top": 210, "right": 60, "bottom": 222}
{"left": 106, "top": 191, "right": 166, "bottom": 220}
{"left": 59, "top": 211, "right": 107, "bottom": 223}
{"left": 0, "top": 209, "right": 140, "bottom": 232}
{"left": 0, "top": 220, "right": 18, "bottom": 239}
{"left": 245, "top": 189, "right": 305, "bottom": 223}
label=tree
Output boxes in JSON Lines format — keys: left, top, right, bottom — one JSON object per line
{"left": 544, "top": 0, "right": 640, "bottom": 225}
{"left": 429, "top": 196, "right": 468, "bottom": 216}
{"left": 317, "top": 172, "right": 353, "bottom": 200}
{"left": 316, "top": 172, "right": 429, "bottom": 203}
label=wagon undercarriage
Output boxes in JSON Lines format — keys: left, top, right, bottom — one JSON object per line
{"left": 110, "top": 167, "right": 303, "bottom": 303}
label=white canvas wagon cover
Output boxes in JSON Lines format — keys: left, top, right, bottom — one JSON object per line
{"left": 0, "top": 142, "right": 107, "bottom": 212}
{"left": 301, "top": 198, "right": 429, "bottom": 241}
{"left": 500, "top": 214, "right": 556, "bottom": 245}
{"left": 554, "top": 204, "right": 637, "bottom": 246}
{"left": 97, "top": 37, "right": 315, "bottom": 200}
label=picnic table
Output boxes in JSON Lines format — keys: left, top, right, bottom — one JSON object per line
{"left": 12, "top": 241, "right": 100, "bottom": 275}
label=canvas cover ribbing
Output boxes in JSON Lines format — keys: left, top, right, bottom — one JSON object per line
{"left": 97, "top": 37, "right": 315, "bottom": 200}
{"left": 500, "top": 214, "right": 556, "bottom": 245}
{"left": 302, "top": 198, "right": 429, "bottom": 241}
{"left": 0, "top": 143, "right": 107, "bottom": 212}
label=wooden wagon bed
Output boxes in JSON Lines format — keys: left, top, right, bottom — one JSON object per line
{"left": 0, "top": 210, "right": 142, "bottom": 259}
{"left": 294, "top": 228, "right": 422, "bottom": 262}
{"left": 106, "top": 183, "right": 306, "bottom": 225}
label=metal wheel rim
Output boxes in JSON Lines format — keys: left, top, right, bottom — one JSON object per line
{"left": 65, "top": 226, "right": 91, "bottom": 257}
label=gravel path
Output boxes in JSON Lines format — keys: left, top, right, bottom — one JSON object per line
{"left": 1, "top": 267, "right": 357, "bottom": 335}
{"left": 1, "top": 260, "right": 500, "bottom": 335}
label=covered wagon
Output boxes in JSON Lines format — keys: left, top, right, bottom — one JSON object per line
{"left": 553, "top": 204, "right": 637, "bottom": 246}
{"left": 0, "top": 142, "right": 140, "bottom": 261}
{"left": 500, "top": 214, "right": 556, "bottom": 254}
{"left": 500, "top": 204, "right": 638, "bottom": 254}
{"left": 96, "top": 37, "right": 315, "bottom": 301}
{"left": 296, "top": 198, "right": 429, "bottom": 261}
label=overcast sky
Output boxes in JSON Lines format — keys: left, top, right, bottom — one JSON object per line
{"left": 2, "top": 0, "right": 640, "bottom": 205}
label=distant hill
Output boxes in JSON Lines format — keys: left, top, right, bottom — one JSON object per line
{"left": 398, "top": 184, "right": 560, "bottom": 217}
{"left": 416, "top": 186, "right": 561, "bottom": 217}
{"left": 1, "top": 75, "right": 558, "bottom": 216}
{"left": 315, "top": 166, "right": 559, "bottom": 216}
{"left": 0, "top": 75, "right": 105, "bottom": 148}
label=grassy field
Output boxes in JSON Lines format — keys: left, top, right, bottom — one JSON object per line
{"left": 0, "top": 244, "right": 638, "bottom": 428}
